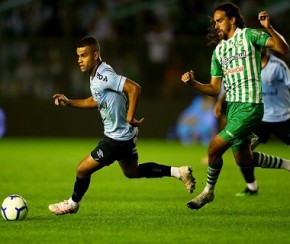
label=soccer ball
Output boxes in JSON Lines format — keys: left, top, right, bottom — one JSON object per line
{"left": 1, "top": 194, "right": 28, "bottom": 221}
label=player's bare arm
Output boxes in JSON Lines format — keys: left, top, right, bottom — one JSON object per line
{"left": 258, "top": 11, "right": 289, "bottom": 54}
{"left": 213, "top": 93, "right": 226, "bottom": 118}
{"left": 53, "top": 94, "right": 98, "bottom": 109}
{"left": 122, "top": 79, "right": 144, "bottom": 127}
{"left": 181, "top": 71, "right": 222, "bottom": 97}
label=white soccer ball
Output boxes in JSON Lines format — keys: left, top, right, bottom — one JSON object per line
{"left": 1, "top": 194, "right": 28, "bottom": 221}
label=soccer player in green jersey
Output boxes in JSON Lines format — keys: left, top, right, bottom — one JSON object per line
{"left": 181, "top": 2, "right": 290, "bottom": 210}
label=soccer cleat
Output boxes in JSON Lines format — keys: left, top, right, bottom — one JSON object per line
{"left": 48, "top": 200, "right": 79, "bottom": 215}
{"left": 179, "top": 166, "right": 196, "bottom": 193}
{"left": 187, "top": 190, "right": 214, "bottom": 210}
{"left": 235, "top": 187, "right": 258, "bottom": 197}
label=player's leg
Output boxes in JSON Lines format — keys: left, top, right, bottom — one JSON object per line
{"left": 236, "top": 122, "right": 270, "bottom": 196}
{"left": 233, "top": 139, "right": 259, "bottom": 196}
{"left": 251, "top": 151, "right": 290, "bottom": 170}
{"left": 187, "top": 102, "right": 261, "bottom": 210}
{"left": 234, "top": 139, "right": 290, "bottom": 171}
{"left": 187, "top": 134, "right": 231, "bottom": 209}
{"left": 49, "top": 138, "right": 113, "bottom": 215}
{"left": 272, "top": 119, "right": 290, "bottom": 146}
{"left": 236, "top": 120, "right": 290, "bottom": 171}
{"left": 48, "top": 155, "right": 103, "bottom": 215}
{"left": 118, "top": 159, "right": 196, "bottom": 193}
{"left": 117, "top": 139, "right": 195, "bottom": 193}
{"left": 235, "top": 167, "right": 258, "bottom": 196}
{"left": 272, "top": 120, "right": 290, "bottom": 170}
{"left": 73, "top": 155, "right": 104, "bottom": 202}
{"left": 119, "top": 158, "right": 171, "bottom": 178}
{"left": 251, "top": 122, "right": 290, "bottom": 170}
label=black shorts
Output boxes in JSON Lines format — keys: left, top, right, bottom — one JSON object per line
{"left": 253, "top": 118, "right": 290, "bottom": 145}
{"left": 90, "top": 136, "right": 138, "bottom": 166}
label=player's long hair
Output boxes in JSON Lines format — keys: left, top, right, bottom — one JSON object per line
{"left": 206, "top": 2, "right": 246, "bottom": 46}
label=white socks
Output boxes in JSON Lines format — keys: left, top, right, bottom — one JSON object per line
{"left": 170, "top": 167, "right": 181, "bottom": 179}
{"left": 282, "top": 159, "right": 290, "bottom": 171}
{"left": 68, "top": 198, "right": 78, "bottom": 207}
{"left": 247, "top": 181, "right": 258, "bottom": 191}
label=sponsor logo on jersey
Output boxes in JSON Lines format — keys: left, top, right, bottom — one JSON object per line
{"left": 221, "top": 50, "right": 246, "bottom": 66}
{"left": 224, "top": 66, "right": 244, "bottom": 75}
{"left": 96, "top": 72, "right": 108, "bottom": 82}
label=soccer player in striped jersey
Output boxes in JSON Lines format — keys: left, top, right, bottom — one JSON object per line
{"left": 181, "top": 2, "right": 290, "bottom": 210}
{"left": 48, "top": 36, "right": 195, "bottom": 215}
{"left": 214, "top": 47, "right": 290, "bottom": 197}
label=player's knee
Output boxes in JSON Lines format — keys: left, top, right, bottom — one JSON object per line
{"left": 235, "top": 158, "right": 254, "bottom": 167}
{"left": 208, "top": 150, "right": 220, "bottom": 163}
{"left": 76, "top": 165, "right": 90, "bottom": 178}
{"left": 235, "top": 153, "right": 254, "bottom": 167}
{"left": 122, "top": 167, "right": 139, "bottom": 178}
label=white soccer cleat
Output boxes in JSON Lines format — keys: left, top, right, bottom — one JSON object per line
{"left": 187, "top": 190, "right": 214, "bottom": 210}
{"left": 48, "top": 200, "right": 79, "bottom": 215}
{"left": 179, "top": 166, "right": 196, "bottom": 193}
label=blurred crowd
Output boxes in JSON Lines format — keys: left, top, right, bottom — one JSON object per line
{"left": 0, "top": 0, "right": 289, "bottom": 100}
{"left": 168, "top": 95, "right": 217, "bottom": 146}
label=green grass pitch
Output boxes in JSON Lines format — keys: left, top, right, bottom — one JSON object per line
{"left": 0, "top": 138, "right": 289, "bottom": 243}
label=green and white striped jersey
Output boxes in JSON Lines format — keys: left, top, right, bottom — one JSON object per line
{"left": 211, "top": 28, "right": 270, "bottom": 103}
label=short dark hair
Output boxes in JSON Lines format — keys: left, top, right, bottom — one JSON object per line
{"left": 77, "top": 36, "right": 100, "bottom": 53}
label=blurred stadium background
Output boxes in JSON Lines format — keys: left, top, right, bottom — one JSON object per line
{"left": 0, "top": 0, "right": 289, "bottom": 138}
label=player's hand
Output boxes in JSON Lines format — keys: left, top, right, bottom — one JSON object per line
{"left": 128, "top": 117, "right": 144, "bottom": 127}
{"left": 53, "top": 94, "right": 70, "bottom": 106}
{"left": 258, "top": 11, "right": 270, "bottom": 29}
{"left": 181, "top": 70, "right": 195, "bottom": 84}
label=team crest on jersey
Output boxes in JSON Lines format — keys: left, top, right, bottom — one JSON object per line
{"left": 235, "top": 40, "right": 244, "bottom": 48}
{"left": 92, "top": 88, "right": 101, "bottom": 99}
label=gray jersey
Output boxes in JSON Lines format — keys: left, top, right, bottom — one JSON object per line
{"left": 90, "top": 62, "right": 137, "bottom": 140}
{"left": 261, "top": 54, "right": 290, "bottom": 122}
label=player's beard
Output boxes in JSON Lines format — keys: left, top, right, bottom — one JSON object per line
{"left": 79, "top": 65, "right": 86, "bottom": 72}
{"left": 217, "top": 30, "right": 226, "bottom": 40}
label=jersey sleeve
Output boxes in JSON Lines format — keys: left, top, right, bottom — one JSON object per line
{"left": 246, "top": 28, "right": 270, "bottom": 47}
{"left": 108, "top": 72, "right": 126, "bottom": 92}
{"left": 210, "top": 51, "right": 223, "bottom": 77}
{"left": 282, "top": 62, "right": 290, "bottom": 88}
{"left": 101, "top": 66, "right": 127, "bottom": 92}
